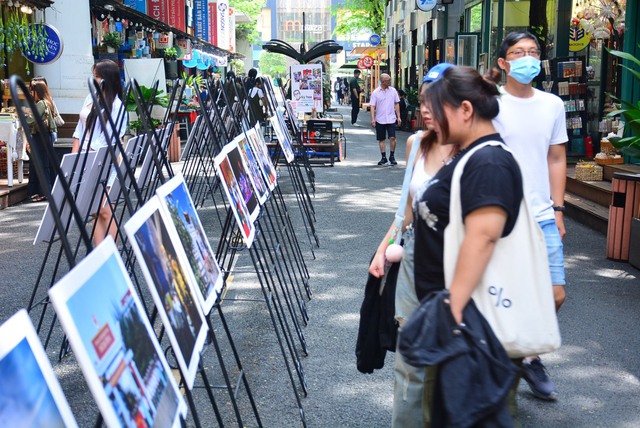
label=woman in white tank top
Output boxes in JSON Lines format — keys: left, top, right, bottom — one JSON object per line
{"left": 368, "top": 79, "right": 458, "bottom": 428}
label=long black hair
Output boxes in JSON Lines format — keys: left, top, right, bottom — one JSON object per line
{"left": 424, "top": 66, "right": 500, "bottom": 143}
{"left": 86, "top": 60, "right": 124, "bottom": 138}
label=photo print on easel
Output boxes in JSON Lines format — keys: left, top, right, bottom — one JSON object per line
{"left": 214, "top": 145, "right": 256, "bottom": 248}
{"left": 155, "top": 174, "right": 224, "bottom": 315}
{"left": 0, "top": 309, "right": 78, "bottom": 428}
{"left": 247, "top": 124, "right": 277, "bottom": 191}
{"left": 48, "top": 238, "right": 187, "bottom": 428}
{"left": 235, "top": 133, "right": 270, "bottom": 205}
{"left": 225, "top": 139, "right": 261, "bottom": 220}
{"left": 269, "top": 114, "right": 295, "bottom": 164}
{"left": 124, "top": 198, "right": 209, "bottom": 390}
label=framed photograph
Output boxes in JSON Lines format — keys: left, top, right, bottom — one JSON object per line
{"left": 214, "top": 147, "right": 256, "bottom": 248}
{"left": 226, "top": 140, "right": 260, "bottom": 221}
{"left": 124, "top": 197, "right": 209, "bottom": 390}
{"left": 248, "top": 124, "right": 277, "bottom": 191}
{"left": 48, "top": 238, "right": 187, "bottom": 427}
{"left": 445, "top": 38, "right": 456, "bottom": 65}
{"left": 478, "top": 53, "right": 488, "bottom": 75}
{"left": 156, "top": 174, "right": 224, "bottom": 315}
{"left": 269, "top": 114, "right": 295, "bottom": 164}
{"left": 0, "top": 309, "right": 78, "bottom": 428}
{"left": 235, "top": 133, "right": 270, "bottom": 205}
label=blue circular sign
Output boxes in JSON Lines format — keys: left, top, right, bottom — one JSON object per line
{"left": 23, "top": 24, "right": 64, "bottom": 64}
{"left": 369, "top": 34, "right": 381, "bottom": 46}
{"left": 416, "top": 0, "right": 437, "bottom": 12}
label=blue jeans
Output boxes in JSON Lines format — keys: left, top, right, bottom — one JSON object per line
{"left": 539, "top": 219, "right": 566, "bottom": 286}
{"left": 392, "top": 230, "right": 425, "bottom": 428}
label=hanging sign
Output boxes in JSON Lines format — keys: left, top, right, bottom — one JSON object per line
{"left": 416, "top": 0, "right": 437, "bottom": 12}
{"left": 194, "top": 0, "right": 209, "bottom": 40}
{"left": 156, "top": 32, "right": 173, "bottom": 49}
{"left": 369, "top": 34, "right": 381, "bottom": 46}
{"left": 23, "top": 24, "right": 64, "bottom": 64}
{"left": 569, "top": 21, "right": 591, "bottom": 52}
{"left": 361, "top": 56, "right": 374, "bottom": 68}
{"left": 175, "top": 39, "right": 192, "bottom": 59}
{"left": 356, "top": 58, "right": 366, "bottom": 70}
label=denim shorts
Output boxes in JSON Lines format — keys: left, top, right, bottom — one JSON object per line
{"left": 539, "top": 219, "right": 566, "bottom": 286}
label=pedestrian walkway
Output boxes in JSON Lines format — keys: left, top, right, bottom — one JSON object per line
{"left": 0, "top": 105, "right": 639, "bottom": 426}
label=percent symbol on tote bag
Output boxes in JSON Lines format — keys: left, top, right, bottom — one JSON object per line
{"left": 488, "top": 286, "right": 512, "bottom": 308}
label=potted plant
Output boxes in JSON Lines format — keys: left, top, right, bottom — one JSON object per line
{"left": 126, "top": 85, "right": 170, "bottom": 121}
{"left": 102, "top": 32, "right": 122, "bottom": 54}
{"left": 164, "top": 47, "right": 179, "bottom": 79}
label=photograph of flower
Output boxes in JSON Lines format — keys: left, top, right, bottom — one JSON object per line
{"left": 0, "top": 309, "right": 78, "bottom": 428}
{"left": 156, "top": 174, "right": 224, "bottom": 315}
{"left": 124, "top": 198, "right": 208, "bottom": 390}
{"left": 48, "top": 238, "right": 187, "bottom": 427}
{"left": 247, "top": 125, "right": 277, "bottom": 191}
{"left": 214, "top": 146, "right": 256, "bottom": 248}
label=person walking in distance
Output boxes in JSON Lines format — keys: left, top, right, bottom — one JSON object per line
{"left": 493, "top": 31, "right": 567, "bottom": 401}
{"left": 370, "top": 73, "right": 401, "bottom": 165}
{"left": 350, "top": 69, "right": 362, "bottom": 124}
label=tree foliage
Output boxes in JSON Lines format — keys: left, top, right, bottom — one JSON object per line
{"left": 259, "top": 52, "right": 288, "bottom": 78}
{"left": 230, "top": 0, "right": 267, "bottom": 44}
{"left": 332, "top": 0, "right": 385, "bottom": 38}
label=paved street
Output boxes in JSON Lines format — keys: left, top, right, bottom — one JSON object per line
{"left": 1, "top": 104, "right": 640, "bottom": 427}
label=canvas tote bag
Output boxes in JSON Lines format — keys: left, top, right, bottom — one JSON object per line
{"left": 444, "top": 140, "right": 561, "bottom": 358}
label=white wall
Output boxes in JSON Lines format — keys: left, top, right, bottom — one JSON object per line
{"left": 34, "top": 0, "right": 95, "bottom": 114}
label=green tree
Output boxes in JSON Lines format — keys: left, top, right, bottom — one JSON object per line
{"left": 332, "top": 0, "right": 385, "bottom": 38}
{"left": 259, "top": 52, "right": 288, "bottom": 78}
{"left": 230, "top": 0, "right": 267, "bottom": 44}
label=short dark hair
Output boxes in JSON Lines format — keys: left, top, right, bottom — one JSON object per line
{"left": 424, "top": 66, "right": 500, "bottom": 142}
{"left": 354, "top": 70, "right": 361, "bottom": 75}
{"left": 397, "top": 89, "right": 406, "bottom": 96}
{"left": 498, "top": 31, "right": 540, "bottom": 59}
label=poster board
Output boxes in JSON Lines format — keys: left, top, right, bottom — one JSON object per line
{"left": 48, "top": 238, "right": 187, "bottom": 427}
{"left": 290, "top": 63, "right": 323, "bottom": 116}
{"left": 246, "top": 125, "right": 277, "bottom": 191}
{"left": 124, "top": 197, "right": 209, "bottom": 390}
{"left": 0, "top": 310, "right": 78, "bottom": 427}
{"left": 123, "top": 58, "right": 167, "bottom": 95}
{"left": 214, "top": 145, "right": 256, "bottom": 248}
{"left": 155, "top": 174, "right": 224, "bottom": 315}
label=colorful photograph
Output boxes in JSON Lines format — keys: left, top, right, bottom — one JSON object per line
{"left": 247, "top": 125, "right": 277, "bottom": 191}
{"left": 214, "top": 147, "right": 256, "bottom": 248}
{"left": 0, "top": 310, "right": 78, "bottom": 428}
{"left": 269, "top": 114, "right": 295, "bottom": 164}
{"left": 235, "top": 133, "right": 270, "bottom": 204}
{"left": 48, "top": 238, "right": 187, "bottom": 427}
{"left": 124, "top": 198, "right": 208, "bottom": 390}
{"left": 156, "top": 174, "right": 224, "bottom": 315}
{"left": 226, "top": 141, "right": 260, "bottom": 220}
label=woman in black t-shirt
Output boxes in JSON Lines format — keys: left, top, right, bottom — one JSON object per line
{"left": 413, "top": 66, "right": 523, "bottom": 321}
{"left": 412, "top": 65, "right": 525, "bottom": 424}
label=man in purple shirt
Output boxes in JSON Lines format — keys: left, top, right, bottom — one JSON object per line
{"left": 370, "top": 73, "right": 401, "bottom": 165}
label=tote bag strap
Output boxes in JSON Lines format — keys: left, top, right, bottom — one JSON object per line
{"left": 390, "top": 130, "right": 423, "bottom": 243}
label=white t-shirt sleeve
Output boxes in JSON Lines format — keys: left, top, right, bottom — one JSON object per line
{"left": 550, "top": 98, "right": 569, "bottom": 145}
{"left": 394, "top": 89, "right": 400, "bottom": 103}
{"left": 369, "top": 90, "right": 377, "bottom": 107}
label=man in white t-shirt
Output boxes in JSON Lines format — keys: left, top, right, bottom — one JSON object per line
{"left": 370, "top": 73, "right": 401, "bottom": 166}
{"left": 493, "top": 31, "right": 567, "bottom": 402}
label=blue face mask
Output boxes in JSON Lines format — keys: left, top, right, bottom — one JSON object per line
{"left": 508, "top": 55, "right": 541, "bottom": 84}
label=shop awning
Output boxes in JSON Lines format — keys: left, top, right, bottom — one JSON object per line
{"left": 89, "top": 0, "right": 234, "bottom": 58}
